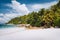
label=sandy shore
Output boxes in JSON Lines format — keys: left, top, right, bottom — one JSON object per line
{"left": 0, "top": 27, "right": 60, "bottom": 40}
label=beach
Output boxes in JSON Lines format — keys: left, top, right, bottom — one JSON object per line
{"left": 0, "top": 27, "right": 60, "bottom": 40}
{"left": 0, "top": 0, "right": 60, "bottom": 40}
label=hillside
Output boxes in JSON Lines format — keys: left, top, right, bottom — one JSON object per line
{"left": 8, "top": 0, "right": 60, "bottom": 28}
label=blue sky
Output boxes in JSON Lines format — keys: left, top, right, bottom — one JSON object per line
{"left": 0, "top": 0, "right": 57, "bottom": 4}
{"left": 0, "top": 0, "right": 58, "bottom": 24}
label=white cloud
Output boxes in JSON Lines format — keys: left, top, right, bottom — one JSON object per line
{"left": 0, "top": 13, "right": 22, "bottom": 23}
{"left": 0, "top": 0, "right": 29, "bottom": 23}
{"left": 28, "top": 1, "right": 58, "bottom": 12}
{"left": 11, "top": 0, "right": 29, "bottom": 15}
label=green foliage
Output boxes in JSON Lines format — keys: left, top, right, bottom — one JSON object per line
{"left": 54, "top": 17, "right": 60, "bottom": 27}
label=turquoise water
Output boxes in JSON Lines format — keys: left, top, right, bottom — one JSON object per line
{"left": 0, "top": 24, "right": 15, "bottom": 29}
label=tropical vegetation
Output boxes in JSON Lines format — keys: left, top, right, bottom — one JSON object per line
{"left": 7, "top": 0, "right": 60, "bottom": 28}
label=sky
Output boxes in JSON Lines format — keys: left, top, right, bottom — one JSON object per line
{"left": 0, "top": 0, "right": 58, "bottom": 24}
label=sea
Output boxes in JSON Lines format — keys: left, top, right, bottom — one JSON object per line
{"left": 0, "top": 24, "right": 16, "bottom": 29}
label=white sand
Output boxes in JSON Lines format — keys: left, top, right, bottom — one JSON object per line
{"left": 0, "top": 27, "right": 60, "bottom": 40}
